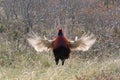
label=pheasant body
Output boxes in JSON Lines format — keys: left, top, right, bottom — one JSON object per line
{"left": 52, "top": 34, "right": 71, "bottom": 65}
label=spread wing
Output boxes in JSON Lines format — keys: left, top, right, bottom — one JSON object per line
{"left": 70, "top": 32, "right": 96, "bottom": 51}
{"left": 27, "top": 34, "right": 53, "bottom": 52}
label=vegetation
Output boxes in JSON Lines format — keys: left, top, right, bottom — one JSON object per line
{"left": 0, "top": 0, "right": 120, "bottom": 80}
{"left": 0, "top": 47, "right": 120, "bottom": 80}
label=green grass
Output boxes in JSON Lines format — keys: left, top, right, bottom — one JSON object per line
{"left": 0, "top": 50, "right": 120, "bottom": 80}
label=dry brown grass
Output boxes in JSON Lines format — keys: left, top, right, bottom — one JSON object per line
{"left": 0, "top": 47, "right": 120, "bottom": 80}
{"left": 0, "top": 39, "right": 120, "bottom": 80}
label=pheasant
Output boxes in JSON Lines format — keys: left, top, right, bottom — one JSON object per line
{"left": 27, "top": 28, "right": 96, "bottom": 65}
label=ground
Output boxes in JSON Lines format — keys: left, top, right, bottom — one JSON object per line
{"left": 0, "top": 51, "right": 120, "bottom": 80}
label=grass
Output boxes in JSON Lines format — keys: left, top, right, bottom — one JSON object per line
{"left": 0, "top": 49, "right": 120, "bottom": 80}
{"left": 0, "top": 41, "right": 120, "bottom": 80}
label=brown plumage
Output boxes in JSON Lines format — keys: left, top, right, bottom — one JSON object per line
{"left": 27, "top": 28, "right": 96, "bottom": 65}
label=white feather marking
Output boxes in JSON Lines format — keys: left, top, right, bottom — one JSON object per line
{"left": 75, "top": 36, "right": 78, "bottom": 41}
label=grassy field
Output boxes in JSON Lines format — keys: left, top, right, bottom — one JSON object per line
{"left": 0, "top": 49, "right": 120, "bottom": 80}
{"left": 0, "top": 0, "right": 120, "bottom": 80}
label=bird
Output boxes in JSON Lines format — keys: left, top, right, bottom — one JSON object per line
{"left": 27, "top": 27, "right": 96, "bottom": 65}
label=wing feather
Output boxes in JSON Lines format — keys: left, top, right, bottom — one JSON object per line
{"left": 70, "top": 32, "right": 96, "bottom": 51}
{"left": 27, "top": 34, "right": 53, "bottom": 52}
